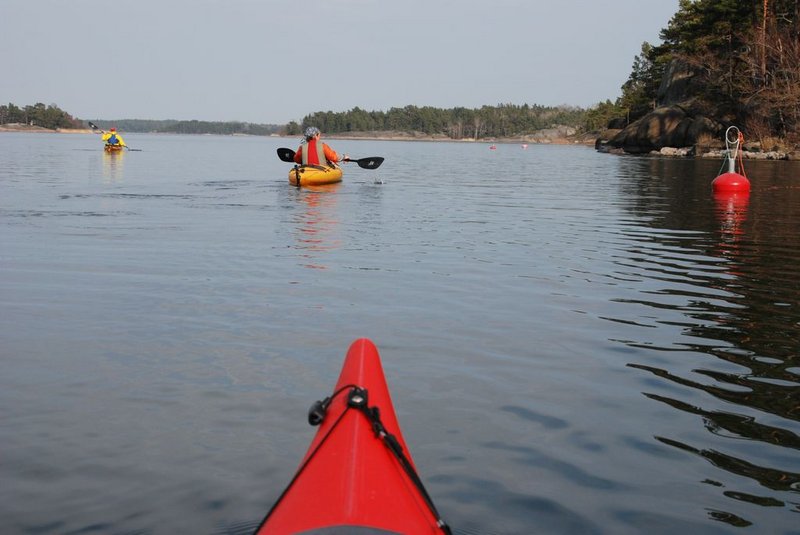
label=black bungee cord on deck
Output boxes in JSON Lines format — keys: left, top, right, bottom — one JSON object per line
{"left": 345, "top": 386, "right": 453, "bottom": 535}
{"left": 256, "top": 385, "right": 452, "bottom": 534}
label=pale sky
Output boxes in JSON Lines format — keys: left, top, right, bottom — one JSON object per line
{"left": 1, "top": 0, "right": 679, "bottom": 124}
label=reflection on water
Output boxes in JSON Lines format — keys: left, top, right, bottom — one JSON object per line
{"left": 618, "top": 157, "right": 800, "bottom": 528}
{"left": 102, "top": 149, "right": 125, "bottom": 182}
{"left": 712, "top": 191, "right": 750, "bottom": 281}
{"left": 290, "top": 185, "right": 341, "bottom": 270}
{"left": 713, "top": 191, "right": 749, "bottom": 243}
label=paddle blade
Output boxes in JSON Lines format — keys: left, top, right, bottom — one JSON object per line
{"left": 88, "top": 121, "right": 99, "bottom": 131}
{"left": 277, "top": 147, "right": 296, "bottom": 162}
{"left": 353, "top": 157, "right": 384, "bottom": 170}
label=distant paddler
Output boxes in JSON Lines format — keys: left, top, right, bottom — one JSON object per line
{"left": 101, "top": 127, "right": 127, "bottom": 152}
{"left": 88, "top": 122, "right": 127, "bottom": 152}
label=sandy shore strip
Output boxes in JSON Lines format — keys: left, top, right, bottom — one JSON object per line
{"left": 0, "top": 124, "right": 93, "bottom": 134}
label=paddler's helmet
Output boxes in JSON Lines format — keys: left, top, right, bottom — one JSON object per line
{"left": 304, "top": 126, "right": 320, "bottom": 140}
{"left": 110, "top": 127, "right": 116, "bottom": 132}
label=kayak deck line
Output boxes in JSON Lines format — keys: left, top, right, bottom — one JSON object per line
{"left": 255, "top": 338, "right": 451, "bottom": 534}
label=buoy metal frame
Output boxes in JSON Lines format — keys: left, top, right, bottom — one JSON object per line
{"left": 711, "top": 126, "right": 751, "bottom": 193}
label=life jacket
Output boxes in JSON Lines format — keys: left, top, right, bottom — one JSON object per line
{"left": 301, "top": 138, "right": 328, "bottom": 166}
{"left": 108, "top": 133, "right": 118, "bottom": 145}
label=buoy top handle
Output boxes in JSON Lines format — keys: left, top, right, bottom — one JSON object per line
{"left": 724, "top": 126, "right": 743, "bottom": 173}
{"left": 725, "top": 126, "right": 740, "bottom": 145}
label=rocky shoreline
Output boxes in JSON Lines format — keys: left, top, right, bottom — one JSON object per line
{"left": 597, "top": 132, "right": 799, "bottom": 160}
{"left": 334, "top": 129, "right": 799, "bottom": 160}
{"left": 593, "top": 105, "right": 800, "bottom": 161}
{"left": 650, "top": 146, "right": 794, "bottom": 160}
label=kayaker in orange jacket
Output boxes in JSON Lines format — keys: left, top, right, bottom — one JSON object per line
{"left": 294, "top": 127, "right": 347, "bottom": 166}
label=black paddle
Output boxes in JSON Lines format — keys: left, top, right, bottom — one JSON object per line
{"left": 277, "top": 147, "right": 296, "bottom": 162}
{"left": 346, "top": 156, "right": 384, "bottom": 170}
{"left": 88, "top": 121, "right": 141, "bottom": 151}
{"left": 277, "top": 147, "right": 384, "bottom": 170}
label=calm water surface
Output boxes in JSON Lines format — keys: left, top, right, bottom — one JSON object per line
{"left": 1, "top": 132, "right": 799, "bottom": 534}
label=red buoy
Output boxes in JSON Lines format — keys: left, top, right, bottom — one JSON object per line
{"left": 712, "top": 171, "right": 750, "bottom": 193}
{"left": 712, "top": 126, "right": 750, "bottom": 193}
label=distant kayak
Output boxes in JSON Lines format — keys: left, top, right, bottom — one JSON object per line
{"left": 104, "top": 144, "right": 124, "bottom": 153}
{"left": 255, "top": 338, "right": 451, "bottom": 534}
{"left": 288, "top": 164, "right": 343, "bottom": 187}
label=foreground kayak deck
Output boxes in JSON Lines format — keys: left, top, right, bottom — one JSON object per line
{"left": 256, "top": 338, "right": 450, "bottom": 534}
{"left": 288, "top": 164, "right": 343, "bottom": 186}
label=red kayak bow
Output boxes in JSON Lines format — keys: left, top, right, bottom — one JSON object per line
{"left": 256, "top": 338, "right": 450, "bottom": 534}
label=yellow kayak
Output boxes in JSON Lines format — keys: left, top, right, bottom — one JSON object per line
{"left": 289, "top": 165, "right": 343, "bottom": 187}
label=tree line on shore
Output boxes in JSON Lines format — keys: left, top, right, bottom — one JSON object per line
{"left": 2, "top": 101, "right": 593, "bottom": 139}
{"left": 285, "top": 104, "right": 588, "bottom": 139}
{"left": 0, "top": 102, "right": 83, "bottom": 130}
{"left": 86, "top": 119, "right": 283, "bottom": 136}
{"left": 0, "top": 108, "right": 284, "bottom": 136}
{"left": 599, "top": 0, "right": 800, "bottom": 146}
